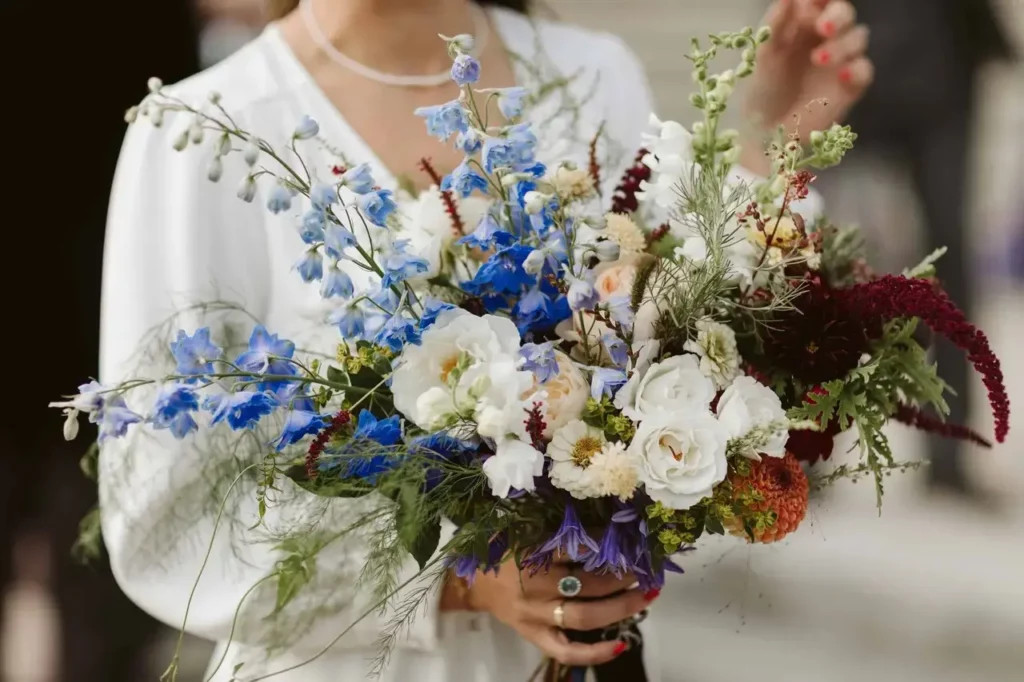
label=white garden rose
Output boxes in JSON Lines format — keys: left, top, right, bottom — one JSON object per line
{"left": 391, "top": 309, "right": 533, "bottom": 439}
{"left": 613, "top": 354, "right": 715, "bottom": 422}
{"left": 715, "top": 375, "right": 788, "bottom": 459}
{"left": 628, "top": 411, "right": 730, "bottom": 510}
{"left": 683, "top": 318, "right": 741, "bottom": 389}
{"left": 403, "top": 186, "right": 491, "bottom": 278}
{"left": 483, "top": 437, "right": 545, "bottom": 498}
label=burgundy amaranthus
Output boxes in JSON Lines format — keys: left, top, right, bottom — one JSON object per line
{"left": 524, "top": 402, "right": 547, "bottom": 452}
{"left": 894, "top": 404, "right": 992, "bottom": 448}
{"left": 842, "top": 275, "right": 1010, "bottom": 443}
{"left": 418, "top": 157, "right": 464, "bottom": 238}
{"left": 610, "top": 148, "right": 651, "bottom": 214}
{"left": 305, "top": 410, "right": 352, "bottom": 481}
{"left": 588, "top": 125, "right": 603, "bottom": 196}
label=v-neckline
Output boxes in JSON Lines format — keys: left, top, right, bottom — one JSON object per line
{"left": 262, "top": 8, "right": 535, "bottom": 192}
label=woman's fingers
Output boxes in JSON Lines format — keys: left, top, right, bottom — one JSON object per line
{"left": 815, "top": 1, "right": 857, "bottom": 40}
{"left": 811, "top": 24, "right": 870, "bottom": 68}
{"left": 520, "top": 588, "right": 652, "bottom": 631}
{"left": 540, "top": 566, "right": 638, "bottom": 599}
{"left": 837, "top": 56, "right": 875, "bottom": 91}
{"left": 530, "top": 628, "right": 623, "bottom": 667}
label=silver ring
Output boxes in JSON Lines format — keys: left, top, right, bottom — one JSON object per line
{"left": 557, "top": 575, "right": 583, "bottom": 598}
{"left": 553, "top": 602, "right": 566, "bottom": 628}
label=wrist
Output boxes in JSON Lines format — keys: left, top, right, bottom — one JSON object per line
{"left": 439, "top": 569, "right": 478, "bottom": 613}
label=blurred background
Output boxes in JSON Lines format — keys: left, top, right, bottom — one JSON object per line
{"left": 2, "top": 1, "right": 1021, "bottom": 680}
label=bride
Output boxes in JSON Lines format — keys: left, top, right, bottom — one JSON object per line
{"left": 99, "top": 0, "right": 871, "bottom": 679}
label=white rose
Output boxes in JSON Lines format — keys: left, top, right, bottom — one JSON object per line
{"left": 403, "top": 187, "right": 491, "bottom": 278}
{"left": 614, "top": 354, "right": 715, "bottom": 422}
{"left": 525, "top": 351, "right": 589, "bottom": 439}
{"left": 483, "top": 437, "right": 544, "bottom": 498}
{"left": 628, "top": 411, "right": 730, "bottom": 510}
{"left": 391, "top": 310, "right": 533, "bottom": 436}
{"left": 715, "top": 375, "right": 788, "bottom": 459}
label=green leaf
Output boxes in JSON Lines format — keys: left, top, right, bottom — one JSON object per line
{"left": 284, "top": 465, "right": 376, "bottom": 498}
{"left": 705, "top": 515, "right": 725, "bottom": 536}
{"left": 326, "top": 365, "right": 347, "bottom": 386}
{"left": 395, "top": 481, "right": 441, "bottom": 569}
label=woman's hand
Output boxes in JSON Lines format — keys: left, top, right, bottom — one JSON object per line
{"left": 442, "top": 563, "right": 657, "bottom": 667}
{"left": 742, "top": 0, "right": 875, "bottom": 173}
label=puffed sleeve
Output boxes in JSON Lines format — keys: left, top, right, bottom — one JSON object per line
{"left": 97, "top": 107, "right": 445, "bottom": 663}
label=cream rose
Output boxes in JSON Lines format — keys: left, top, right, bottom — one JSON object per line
{"left": 628, "top": 411, "right": 730, "bottom": 510}
{"left": 614, "top": 354, "right": 715, "bottom": 422}
{"left": 525, "top": 351, "right": 589, "bottom": 439}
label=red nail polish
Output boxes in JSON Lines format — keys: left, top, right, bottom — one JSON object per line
{"left": 614, "top": 642, "right": 628, "bottom": 656}
{"left": 821, "top": 21, "right": 836, "bottom": 37}
{"left": 644, "top": 588, "right": 661, "bottom": 601}
{"left": 839, "top": 67, "right": 852, "bottom": 83}
{"left": 816, "top": 50, "right": 831, "bottom": 66}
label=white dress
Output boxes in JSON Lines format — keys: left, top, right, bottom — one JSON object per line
{"left": 99, "top": 8, "right": 821, "bottom": 682}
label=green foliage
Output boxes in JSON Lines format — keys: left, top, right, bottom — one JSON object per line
{"left": 271, "top": 535, "right": 331, "bottom": 617}
{"left": 72, "top": 506, "right": 103, "bottom": 565}
{"left": 583, "top": 397, "right": 636, "bottom": 441}
{"left": 395, "top": 480, "right": 442, "bottom": 570}
{"left": 788, "top": 320, "right": 949, "bottom": 510}
{"left": 819, "top": 224, "right": 868, "bottom": 288}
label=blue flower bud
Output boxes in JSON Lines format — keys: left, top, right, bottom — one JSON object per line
{"left": 450, "top": 54, "right": 481, "bottom": 86}
{"left": 295, "top": 248, "right": 324, "bottom": 283}
{"left": 309, "top": 182, "right": 336, "bottom": 209}
{"left": 293, "top": 115, "right": 320, "bottom": 140}
{"left": 267, "top": 183, "right": 293, "bottom": 214}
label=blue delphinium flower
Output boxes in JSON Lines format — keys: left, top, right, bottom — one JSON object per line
{"left": 267, "top": 183, "right": 294, "bottom": 214}
{"left": 591, "top": 367, "right": 627, "bottom": 401}
{"left": 374, "top": 314, "right": 420, "bottom": 353}
{"left": 381, "top": 243, "right": 430, "bottom": 289}
{"left": 235, "top": 325, "right": 297, "bottom": 377}
{"left": 566, "top": 270, "right": 599, "bottom": 311}
{"left": 419, "top": 299, "right": 457, "bottom": 332}
{"left": 320, "top": 262, "right": 355, "bottom": 298}
{"left": 441, "top": 159, "right": 490, "bottom": 198}
{"left": 463, "top": 243, "right": 536, "bottom": 296}
{"left": 536, "top": 504, "right": 599, "bottom": 562}
{"left": 299, "top": 208, "right": 326, "bottom": 244}
{"left": 602, "top": 335, "right": 629, "bottom": 368}
{"left": 92, "top": 395, "right": 143, "bottom": 443}
{"left": 519, "top": 342, "right": 559, "bottom": 383}
{"left": 584, "top": 523, "right": 632, "bottom": 577}
{"left": 340, "top": 163, "right": 375, "bottom": 194}
{"left": 414, "top": 100, "right": 469, "bottom": 142}
{"left": 150, "top": 383, "right": 200, "bottom": 440}
{"left": 450, "top": 54, "right": 481, "bottom": 86}
{"left": 343, "top": 410, "right": 404, "bottom": 483}
{"left": 295, "top": 248, "right": 323, "bottom": 283}
{"left": 456, "top": 129, "right": 483, "bottom": 155}
{"left": 170, "top": 328, "right": 222, "bottom": 381}
{"left": 458, "top": 214, "right": 513, "bottom": 250}
{"left": 207, "top": 391, "right": 279, "bottom": 430}
{"left": 309, "top": 182, "right": 336, "bottom": 209}
{"left": 324, "top": 222, "right": 357, "bottom": 255}
{"left": 410, "top": 432, "right": 476, "bottom": 491}
{"left": 357, "top": 188, "right": 397, "bottom": 227}
{"left": 272, "top": 406, "right": 326, "bottom": 451}
{"left": 446, "top": 531, "right": 507, "bottom": 584}
{"left": 606, "top": 295, "right": 635, "bottom": 331}
{"left": 495, "top": 87, "right": 529, "bottom": 119}
{"left": 293, "top": 115, "right": 319, "bottom": 140}
{"left": 481, "top": 137, "right": 516, "bottom": 174}
{"left": 329, "top": 302, "right": 366, "bottom": 339}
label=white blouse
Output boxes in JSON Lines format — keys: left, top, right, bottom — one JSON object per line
{"left": 99, "top": 8, "right": 820, "bottom": 682}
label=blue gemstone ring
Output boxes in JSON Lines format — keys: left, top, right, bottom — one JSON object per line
{"left": 557, "top": 575, "right": 583, "bottom": 598}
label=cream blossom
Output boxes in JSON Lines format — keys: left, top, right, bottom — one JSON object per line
{"left": 391, "top": 309, "right": 533, "bottom": 440}
{"left": 547, "top": 420, "right": 607, "bottom": 499}
{"left": 614, "top": 354, "right": 715, "bottom": 422}
{"left": 588, "top": 441, "right": 639, "bottom": 501}
{"left": 683, "top": 318, "right": 741, "bottom": 389}
{"left": 628, "top": 411, "right": 730, "bottom": 510}
{"left": 525, "top": 351, "right": 589, "bottom": 439}
{"left": 551, "top": 165, "right": 596, "bottom": 202}
{"left": 402, "top": 186, "right": 490, "bottom": 279}
{"left": 483, "top": 437, "right": 545, "bottom": 498}
{"left": 715, "top": 375, "right": 788, "bottom": 459}
{"left": 603, "top": 213, "right": 647, "bottom": 256}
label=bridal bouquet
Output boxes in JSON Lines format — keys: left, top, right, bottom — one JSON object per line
{"left": 55, "top": 25, "right": 1009, "bottom": 681}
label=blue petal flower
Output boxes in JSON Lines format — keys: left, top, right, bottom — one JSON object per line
{"left": 309, "top": 182, "right": 336, "bottom": 209}
{"left": 93, "top": 398, "right": 143, "bottom": 443}
{"left": 328, "top": 303, "right": 366, "bottom": 339}
{"left": 295, "top": 248, "right": 323, "bottom": 283}
{"left": 299, "top": 209, "right": 326, "bottom": 244}
{"left": 536, "top": 504, "right": 599, "bottom": 562}
{"left": 584, "top": 522, "right": 633, "bottom": 577}
{"left": 606, "top": 295, "right": 635, "bottom": 330}
{"left": 450, "top": 53, "right": 481, "bottom": 86}
{"left": 320, "top": 263, "right": 355, "bottom": 298}
{"left": 341, "top": 410, "right": 404, "bottom": 483}
{"left": 208, "top": 390, "right": 279, "bottom": 430}
{"left": 441, "top": 159, "right": 490, "bottom": 198}
{"left": 462, "top": 243, "right": 536, "bottom": 296}
{"left": 591, "top": 367, "right": 627, "bottom": 401}
{"left": 381, "top": 248, "right": 430, "bottom": 289}
{"left": 373, "top": 314, "right": 420, "bottom": 352}
{"left": 341, "top": 163, "right": 375, "bottom": 194}
{"left": 324, "top": 222, "right": 357, "bottom": 255}
{"left": 272, "top": 408, "right": 326, "bottom": 451}
{"left": 457, "top": 214, "right": 514, "bottom": 250}
{"left": 267, "top": 184, "right": 294, "bottom": 214}
{"left": 481, "top": 137, "right": 516, "bottom": 174}
{"left": 495, "top": 87, "right": 529, "bottom": 119}
{"left": 234, "top": 326, "right": 297, "bottom": 395}
{"left": 170, "top": 328, "right": 222, "bottom": 381}
{"left": 293, "top": 115, "right": 319, "bottom": 140}
{"left": 455, "top": 129, "right": 483, "bottom": 155}
{"left": 419, "top": 299, "right": 456, "bottom": 332}
{"left": 519, "top": 342, "right": 559, "bottom": 383}
{"left": 150, "top": 383, "right": 200, "bottom": 440}
{"left": 358, "top": 189, "right": 397, "bottom": 227}
{"left": 602, "top": 335, "right": 630, "bottom": 368}
{"left": 567, "top": 270, "right": 599, "bottom": 311}
{"left": 413, "top": 100, "right": 469, "bottom": 142}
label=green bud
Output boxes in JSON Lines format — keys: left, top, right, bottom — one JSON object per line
{"left": 756, "top": 26, "right": 772, "bottom": 44}
{"left": 731, "top": 36, "right": 749, "bottom": 49}
{"left": 689, "top": 93, "right": 706, "bottom": 109}
{"left": 692, "top": 121, "right": 706, "bottom": 136}
{"left": 742, "top": 48, "right": 756, "bottom": 63}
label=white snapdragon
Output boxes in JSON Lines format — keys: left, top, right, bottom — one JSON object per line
{"left": 483, "top": 438, "right": 544, "bottom": 498}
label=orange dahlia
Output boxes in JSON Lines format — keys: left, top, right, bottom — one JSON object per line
{"left": 727, "top": 452, "right": 809, "bottom": 543}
